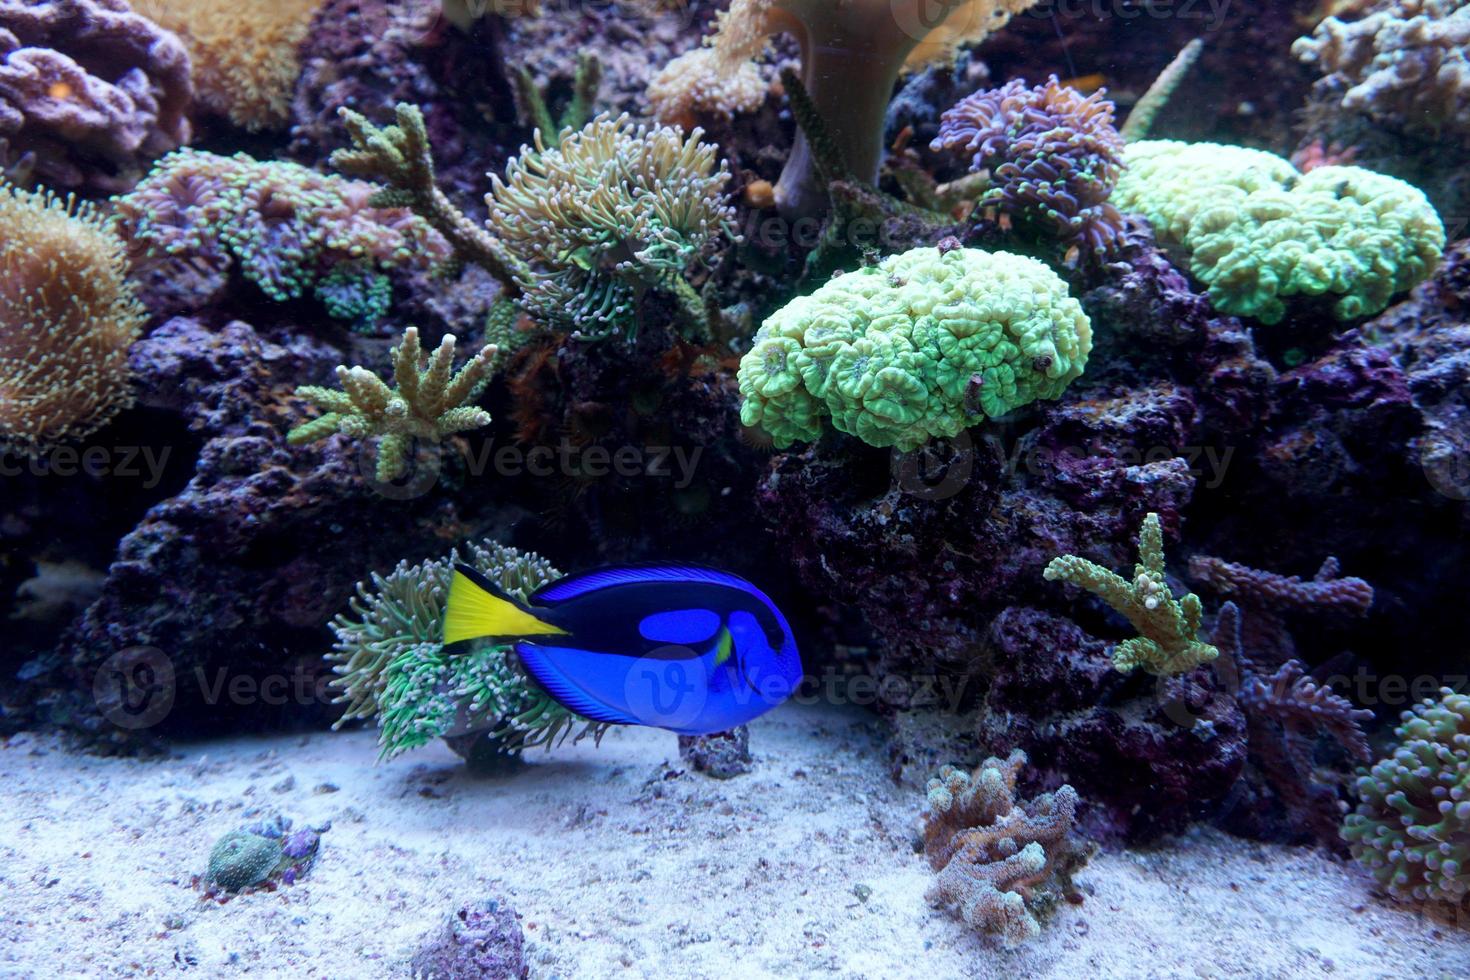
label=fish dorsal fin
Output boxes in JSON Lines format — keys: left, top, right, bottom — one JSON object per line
{"left": 532, "top": 563, "right": 761, "bottom": 604}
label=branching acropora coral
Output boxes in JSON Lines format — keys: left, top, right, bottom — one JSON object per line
{"left": 1342, "top": 687, "right": 1470, "bottom": 905}
{"left": 1044, "top": 512, "right": 1218, "bottom": 676}
{"left": 288, "top": 326, "right": 496, "bottom": 482}
{"left": 135, "top": 0, "right": 321, "bottom": 131}
{"left": 737, "top": 246, "right": 1092, "bottom": 450}
{"left": 328, "top": 540, "right": 604, "bottom": 760}
{"left": 0, "top": 183, "right": 145, "bottom": 456}
{"left": 1112, "top": 139, "right": 1445, "bottom": 323}
{"left": 922, "top": 750, "right": 1087, "bottom": 945}
{"left": 932, "top": 76, "right": 1126, "bottom": 262}
{"left": 332, "top": 103, "right": 527, "bottom": 296}
{"left": 649, "top": 0, "right": 1042, "bottom": 220}
{"left": 485, "top": 112, "right": 736, "bottom": 335}
{"left": 114, "top": 149, "right": 451, "bottom": 320}
{"left": 1189, "top": 554, "right": 1374, "bottom": 617}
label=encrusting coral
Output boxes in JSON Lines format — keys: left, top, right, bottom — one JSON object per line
{"left": 1293, "top": 0, "right": 1470, "bottom": 144}
{"left": 485, "top": 112, "right": 736, "bottom": 337}
{"left": 1113, "top": 139, "right": 1445, "bottom": 324}
{"left": 287, "top": 326, "right": 497, "bottom": 483}
{"left": 931, "top": 76, "right": 1126, "bottom": 263}
{"left": 327, "top": 540, "right": 604, "bottom": 760}
{"left": 203, "top": 815, "right": 326, "bottom": 894}
{"left": 113, "top": 148, "right": 452, "bottom": 321}
{"left": 1043, "top": 512, "right": 1219, "bottom": 676}
{"left": 650, "top": 0, "right": 1042, "bottom": 220}
{"left": 0, "top": 0, "right": 192, "bottom": 191}
{"left": 737, "top": 246, "right": 1092, "bottom": 451}
{"left": 0, "top": 183, "right": 145, "bottom": 456}
{"left": 134, "top": 0, "right": 322, "bottom": 131}
{"left": 921, "top": 750, "right": 1088, "bottom": 945}
{"left": 1341, "top": 687, "right": 1470, "bottom": 906}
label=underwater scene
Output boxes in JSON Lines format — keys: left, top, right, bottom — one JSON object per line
{"left": 3, "top": 0, "right": 1470, "bottom": 975}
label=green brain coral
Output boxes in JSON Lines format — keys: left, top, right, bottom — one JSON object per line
{"left": 737, "top": 247, "right": 1092, "bottom": 451}
{"left": 1341, "top": 687, "right": 1470, "bottom": 906}
{"left": 1113, "top": 139, "right": 1444, "bottom": 324}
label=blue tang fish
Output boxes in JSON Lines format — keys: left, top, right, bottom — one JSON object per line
{"left": 443, "top": 563, "right": 804, "bottom": 735}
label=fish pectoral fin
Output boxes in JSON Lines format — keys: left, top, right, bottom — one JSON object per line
{"left": 444, "top": 564, "right": 569, "bottom": 645}
{"left": 514, "top": 643, "right": 641, "bottom": 727}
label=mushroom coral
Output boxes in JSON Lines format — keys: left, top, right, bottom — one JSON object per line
{"left": 650, "top": 0, "right": 1041, "bottom": 221}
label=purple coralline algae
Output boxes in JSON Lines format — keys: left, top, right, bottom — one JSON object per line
{"left": 410, "top": 896, "right": 527, "bottom": 979}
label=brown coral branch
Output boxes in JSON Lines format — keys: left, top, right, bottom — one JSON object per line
{"left": 1188, "top": 554, "right": 1374, "bottom": 616}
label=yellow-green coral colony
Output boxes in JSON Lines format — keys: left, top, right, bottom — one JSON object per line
{"left": 1043, "top": 513, "right": 1218, "bottom": 676}
{"left": 288, "top": 327, "right": 497, "bottom": 482}
{"left": 737, "top": 246, "right": 1092, "bottom": 451}
{"left": 1113, "top": 140, "right": 1445, "bottom": 323}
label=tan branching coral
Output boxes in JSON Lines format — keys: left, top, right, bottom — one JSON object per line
{"left": 649, "top": 0, "right": 1041, "bottom": 220}
{"left": 136, "top": 0, "right": 322, "bottom": 131}
{"left": 922, "top": 750, "right": 1088, "bottom": 946}
{"left": 288, "top": 326, "right": 497, "bottom": 482}
{"left": 1044, "top": 512, "right": 1219, "bottom": 676}
{"left": 0, "top": 183, "right": 145, "bottom": 456}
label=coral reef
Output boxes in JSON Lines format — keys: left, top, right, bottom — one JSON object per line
{"left": 410, "top": 896, "right": 526, "bottom": 979}
{"left": 0, "top": 184, "right": 145, "bottom": 456}
{"left": 113, "top": 149, "right": 452, "bottom": 319}
{"left": 0, "top": 0, "right": 191, "bottom": 192}
{"left": 1341, "top": 687, "right": 1470, "bottom": 906}
{"left": 657, "top": 0, "right": 1042, "bottom": 220}
{"left": 327, "top": 539, "right": 603, "bottom": 759}
{"left": 931, "top": 76, "right": 1125, "bottom": 261}
{"left": 288, "top": 326, "right": 497, "bottom": 483}
{"left": 921, "top": 750, "right": 1088, "bottom": 945}
{"left": 485, "top": 112, "right": 736, "bottom": 336}
{"left": 136, "top": 0, "right": 320, "bottom": 131}
{"left": 647, "top": 46, "right": 769, "bottom": 131}
{"left": 738, "top": 246, "right": 1092, "bottom": 450}
{"left": 1293, "top": 0, "right": 1469, "bottom": 145}
{"left": 1113, "top": 140, "right": 1445, "bottom": 324}
{"left": 1044, "top": 513, "right": 1217, "bottom": 676}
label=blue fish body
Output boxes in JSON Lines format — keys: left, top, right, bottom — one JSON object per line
{"left": 444, "top": 563, "right": 804, "bottom": 735}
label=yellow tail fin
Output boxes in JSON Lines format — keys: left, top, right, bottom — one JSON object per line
{"left": 443, "top": 567, "right": 569, "bottom": 645}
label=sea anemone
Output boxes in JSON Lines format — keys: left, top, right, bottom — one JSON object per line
{"left": 932, "top": 76, "right": 1126, "bottom": 262}
{"left": 0, "top": 183, "right": 144, "bottom": 456}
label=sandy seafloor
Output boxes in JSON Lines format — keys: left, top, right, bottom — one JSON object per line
{"left": 2, "top": 702, "right": 1467, "bottom": 979}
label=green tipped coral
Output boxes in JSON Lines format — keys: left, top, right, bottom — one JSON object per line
{"left": 287, "top": 326, "right": 496, "bottom": 482}
{"left": 1112, "top": 139, "right": 1445, "bottom": 324}
{"left": 328, "top": 539, "right": 606, "bottom": 760}
{"left": 1341, "top": 687, "right": 1470, "bottom": 906}
{"left": 737, "top": 246, "right": 1092, "bottom": 451}
{"left": 1043, "top": 513, "right": 1218, "bottom": 676}
{"left": 485, "top": 112, "right": 736, "bottom": 336}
